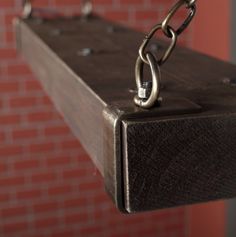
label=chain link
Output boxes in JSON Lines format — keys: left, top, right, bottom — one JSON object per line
{"left": 162, "top": 0, "right": 196, "bottom": 37}
{"left": 139, "top": 24, "right": 177, "bottom": 65}
{"left": 134, "top": 0, "right": 197, "bottom": 109}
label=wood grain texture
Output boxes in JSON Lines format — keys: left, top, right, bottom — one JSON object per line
{"left": 15, "top": 16, "right": 236, "bottom": 213}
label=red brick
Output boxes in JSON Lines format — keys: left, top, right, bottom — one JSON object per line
{"left": 49, "top": 230, "right": 74, "bottom": 237}
{"left": 65, "top": 212, "right": 88, "bottom": 224}
{"left": 64, "top": 197, "right": 87, "bottom": 208}
{"left": 0, "top": 0, "right": 15, "bottom": 8}
{"left": 119, "top": 0, "right": 143, "bottom": 5}
{"left": 5, "top": 30, "right": 15, "bottom": 44}
{"left": 17, "top": 189, "right": 42, "bottom": 200}
{"left": 32, "top": 172, "right": 56, "bottom": 183}
{"left": 93, "top": 193, "right": 109, "bottom": 203}
{"left": 12, "top": 129, "right": 38, "bottom": 140}
{"left": 27, "top": 112, "right": 55, "bottom": 122}
{"left": 0, "top": 193, "right": 10, "bottom": 202}
{"left": 7, "top": 64, "right": 32, "bottom": 76}
{"left": 44, "top": 125, "right": 70, "bottom": 136}
{"left": 61, "top": 139, "right": 81, "bottom": 149}
{"left": 0, "top": 99, "right": 3, "bottom": 109}
{"left": 55, "top": 0, "right": 80, "bottom": 6}
{"left": 0, "top": 48, "right": 17, "bottom": 59}
{"left": 3, "top": 221, "right": 28, "bottom": 234}
{"left": 33, "top": 201, "right": 59, "bottom": 214}
{"left": 29, "top": 142, "right": 55, "bottom": 153}
{"left": 79, "top": 180, "right": 102, "bottom": 192}
{"left": 46, "top": 156, "right": 71, "bottom": 167}
{"left": 0, "top": 176, "right": 25, "bottom": 187}
{"left": 4, "top": 13, "right": 16, "bottom": 27}
{"left": 14, "top": 159, "right": 40, "bottom": 170}
{"left": 63, "top": 168, "right": 87, "bottom": 179}
{"left": 1, "top": 206, "right": 27, "bottom": 218}
{"left": 0, "top": 132, "right": 5, "bottom": 142}
{"left": 80, "top": 226, "right": 103, "bottom": 235}
{"left": 35, "top": 217, "right": 59, "bottom": 229}
{"left": 10, "top": 96, "right": 38, "bottom": 108}
{"left": 25, "top": 80, "right": 42, "bottom": 91}
{"left": 0, "top": 162, "right": 7, "bottom": 172}
{"left": 0, "top": 114, "right": 21, "bottom": 125}
{"left": 33, "top": 0, "right": 50, "bottom": 7}
{"left": 48, "top": 185, "right": 72, "bottom": 196}
{"left": 0, "top": 145, "right": 23, "bottom": 156}
{"left": 104, "top": 11, "right": 129, "bottom": 22}
{"left": 41, "top": 95, "right": 53, "bottom": 106}
{"left": 135, "top": 10, "right": 159, "bottom": 21}
{"left": 0, "top": 81, "right": 19, "bottom": 93}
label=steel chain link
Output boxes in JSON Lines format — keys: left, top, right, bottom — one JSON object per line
{"left": 134, "top": 0, "right": 197, "bottom": 109}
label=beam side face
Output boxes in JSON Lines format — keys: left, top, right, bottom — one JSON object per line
{"left": 16, "top": 20, "right": 105, "bottom": 174}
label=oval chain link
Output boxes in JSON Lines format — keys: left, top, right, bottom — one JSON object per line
{"left": 135, "top": 0, "right": 197, "bottom": 109}
{"left": 139, "top": 24, "right": 177, "bottom": 65}
{"left": 134, "top": 52, "right": 161, "bottom": 109}
{"left": 162, "top": 0, "right": 196, "bottom": 37}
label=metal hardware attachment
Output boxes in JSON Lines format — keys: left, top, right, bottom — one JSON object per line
{"left": 138, "top": 82, "right": 152, "bottom": 99}
{"left": 185, "top": 0, "right": 197, "bottom": 8}
{"left": 134, "top": 0, "right": 197, "bottom": 109}
{"left": 77, "top": 48, "right": 94, "bottom": 56}
{"left": 22, "top": 0, "right": 32, "bottom": 19}
{"left": 134, "top": 52, "right": 161, "bottom": 109}
{"left": 162, "top": 0, "right": 196, "bottom": 37}
{"left": 81, "top": 0, "right": 93, "bottom": 19}
{"left": 139, "top": 24, "right": 177, "bottom": 65}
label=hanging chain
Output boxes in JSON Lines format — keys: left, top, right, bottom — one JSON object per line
{"left": 134, "top": 0, "right": 197, "bottom": 109}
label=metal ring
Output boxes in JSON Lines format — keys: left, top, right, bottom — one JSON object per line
{"left": 139, "top": 24, "right": 177, "bottom": 65}
{"left": 22, "top": 0, "right": 32, "bottom": 19}
{"left": 162, "top": 0, "right": 196, "bottom": 37}
{"left": 134, "top": 52, "right": 161, "bottom": 109}
{"left": 81, "top": 0, "right": 93, "bottom": 18}
{"left": 186, "top": 0, "right": 197, "bottom": 8}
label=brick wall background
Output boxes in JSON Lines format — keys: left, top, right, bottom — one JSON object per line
{"left": 0, "top": 0, "right": 204, "bottom": 237}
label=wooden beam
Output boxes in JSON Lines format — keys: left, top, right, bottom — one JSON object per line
{"left": 15, "top": 16, "right": 236, "bottom": 213}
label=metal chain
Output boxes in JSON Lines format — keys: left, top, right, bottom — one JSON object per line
{"left": 134, "top": 0, "right": 197, "bottom": 109}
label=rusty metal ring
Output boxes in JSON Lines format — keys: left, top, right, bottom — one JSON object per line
{"left": 134, "top": 52, "right": 161, "bottom": 109}
{"left": 139, "top": 24, "right": 177, "bottom": 65}
{"left": 162, "top": 0, "right": 196, "bottom": 37}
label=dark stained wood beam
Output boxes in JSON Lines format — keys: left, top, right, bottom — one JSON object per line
{"left": 15, "top": 15, "right": 236, "bottom": 213}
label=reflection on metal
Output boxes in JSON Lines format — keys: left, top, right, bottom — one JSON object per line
{"left": 22, "top": 0, "right": 32, "bottom": 19}
{"left": 134, "top": 0, "right": 197, "bottom": 109}
{"left": 134, "top": 53, "right": 161, "bottom": 109}
{"left": 81, "top": 0, "right": 93, "bottom": 19}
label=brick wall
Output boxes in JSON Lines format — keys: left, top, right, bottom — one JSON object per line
{"left": 0, "top": 1, "right": 193, "bottom": 236}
